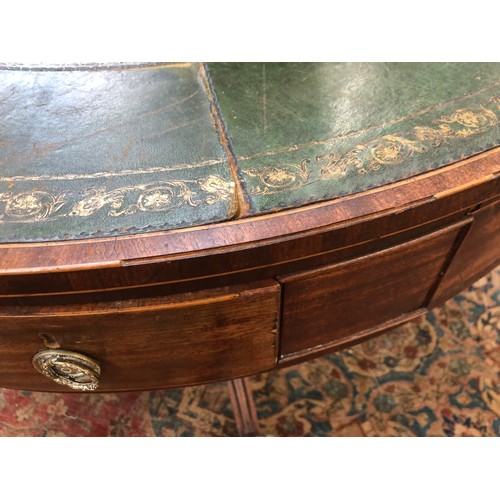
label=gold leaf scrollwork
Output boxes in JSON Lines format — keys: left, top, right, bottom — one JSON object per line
{"left": 319, "top": 136, "right": 425, "bottom": 179}
{"left": 368, "top": 136, "right": 425, "bottom": 167}
{"left": 414, "top": 105, "right": 498, "bottom": 144}
{"left": 316, "top": 151, "right": 362, "bottom": 180}
{"left": 439, "top": 106, "right": 498, "bottom": 132}
{"left": 244, "top": 160, "right": 310, "bottom": 195}
{"left": 0, "top": 175, "right": 234, "bottom": 223}
{"left": 320, "top": 101, "right": 500, "bottom": 181}
{"left": 138, "top": 186, "right": 181, "bottom": 212}
{"left": 68, "top": 182, "right": 202, "bottom": 218}
{"left": 489, "top": 95, "right": 500, "bottom": 108}
{"left": 0, "top": 191, "right": 68, "bottom": 220}
{"left": 412, "top": 124, "right": 453, "bottom": 148}
{"left": 198, "top": 174, "right": 235, "bottom": 205}
{"left": 68, "top": 187, "right": 131, "bottom": 217}
{"left": 136, "top": 181, "right": 201, "bottom": 214}
{"left": 246, "top": 98, "right": 500, "bottom": 193}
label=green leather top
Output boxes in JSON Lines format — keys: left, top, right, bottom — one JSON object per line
{"left": 1, "top": 62, "right": 500, "bottom": 242}
{"left": 0, "top": 63, "right": 236, "bottom": 242}
{"left": 210, "top": 63, "right": 500, "bottom": 214}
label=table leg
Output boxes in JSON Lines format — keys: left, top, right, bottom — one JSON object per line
{"left": 227, "top": 377, "right": 260, "bottom": 436}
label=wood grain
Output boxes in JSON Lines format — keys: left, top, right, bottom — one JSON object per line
{"left": 0, "top": 281, "right": 280, "bottom": 391}
{"left": 227, "top": 378, "right": 260, "bottom": 436}
{"left": 278, "top": 220, "right": 470, "bottom": 356}
{"left": 429, "top": 199, "right": 500, "bottom": 307}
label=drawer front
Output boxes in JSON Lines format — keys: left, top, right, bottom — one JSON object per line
{"left": 430, "top": 200, "right": 500, "bottom": 307}
{"left": 278, "top": 221, "right": 468, "bottom": 357}
{"left": 0, "top": 281, "right": 280, "bottom": 391}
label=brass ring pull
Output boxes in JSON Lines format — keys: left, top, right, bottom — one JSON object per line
{"left": 32, "top": 349, "right": 101, "bottom": 391}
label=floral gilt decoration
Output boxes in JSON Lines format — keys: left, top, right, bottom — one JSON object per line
{"left": 0, "top": 175, "right": 234, "bottom": 223}
{"left": 244, "top": 97, "right": 500, "bottom": 195}
{"left": 1, "top": 98, "right": 500, "bottom": 223}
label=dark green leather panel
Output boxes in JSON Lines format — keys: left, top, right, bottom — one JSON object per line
{"left": 0, "top": 63, "right": 236, "bottom": 242}
{"left": 2, "top": 63, "right": 500, "bottom": 243}
{"left": 208, "top": 63, "right": 500, "bottom": 214}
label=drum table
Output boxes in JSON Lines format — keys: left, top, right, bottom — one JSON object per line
{"left": 0, "top": 62, "right": 499, "bottom": 436}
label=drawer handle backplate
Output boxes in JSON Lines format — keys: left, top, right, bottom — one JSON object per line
{"left": 32, "top": 349, "right": 101, "bottom": 391}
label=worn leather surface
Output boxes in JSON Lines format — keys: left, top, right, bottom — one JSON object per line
{"left": 0, "top": 63, "right": 236, "bottom": 242}
{"left": 209, "top": 63, "right": 500, "bottom": 214}
{"left": 1, "top": 62, "right": 500, "bottom": 242}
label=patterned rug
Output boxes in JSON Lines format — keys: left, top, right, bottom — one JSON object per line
{"left": 1, "top": 267, "right": 498, "bottom": 437}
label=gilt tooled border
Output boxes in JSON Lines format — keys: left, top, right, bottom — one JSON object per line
{"left": 0, "top": 175, "right": 235, "bottom": 224}
{"left": 243, "top": 95, "right": 500, "bottom": 196}
{"left": 0, "top": 63, "right": 237, "bottom": 234}
{"left": 1, "top": 83, "right": 500, "bottom": 229}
